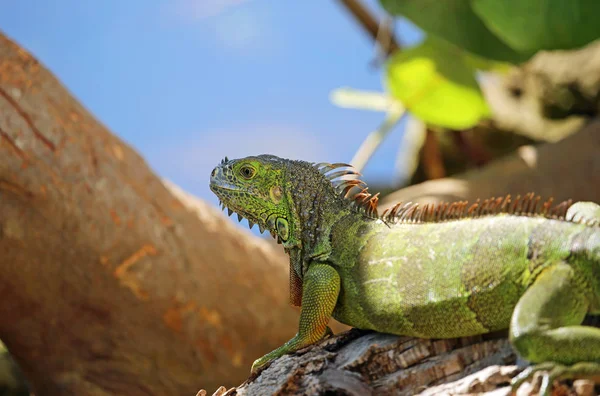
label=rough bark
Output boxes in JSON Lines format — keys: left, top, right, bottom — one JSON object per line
{"left": 235, "top": 330, "right": 516, "bottom": 396}
{"left": 203, "top": 329, "right": 598, "bottom": 396}
{"left": 0, "top": 31, "right": 304, "bottom": 395}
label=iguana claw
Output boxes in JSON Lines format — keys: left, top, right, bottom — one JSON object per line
{"left": 511, "top": 362, "right": 560, "bottom": 396}
{"left": 250, "top": 326, "right": 334, "bottom": 376}
{"left": 250, "top": 356, "right": 271, "bottom": 376}
{"left": 511, "top": 362, "right": 600, "bottom": 396}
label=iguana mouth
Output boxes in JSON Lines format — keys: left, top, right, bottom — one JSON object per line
{"left": 214, "top": 193, "right": 287, "bottom": 244}
{"left": 210, "top": 176, "right": 277, "bottom": 240}
{"left": 209, "top": 165, "right": 243, "bottom": 193}
{"left": 209, "top": 182, "right": 242, "bottom": 193}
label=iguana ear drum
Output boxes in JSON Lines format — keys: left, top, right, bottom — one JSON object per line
{"left": 276, "top": 218, "right": 289, "bottom": 241}
{"left": 270, "top": 186, "right": 283, "bottom": 204}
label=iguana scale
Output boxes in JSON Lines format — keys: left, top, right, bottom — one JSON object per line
{"left": 209, "top": 154, "right": 600, "bottom": 395}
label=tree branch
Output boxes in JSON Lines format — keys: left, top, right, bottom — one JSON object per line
{"left": 0, "top": 31, "right": 300, "bottom": 395}
{"left": 336, "top": 0, "right": 400, "bottom": 56}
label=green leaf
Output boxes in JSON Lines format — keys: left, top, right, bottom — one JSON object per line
{"left": 462, "top": 51, "right": 513, "bottom": 74}
{"left": 380, "top": 0, "right": 530, "bottom": 63}
{"left": 472, "top": 0, "right": 600, "bottom": 53}
{"left": 385, "top": 38, "right": 490, "bottom": 129}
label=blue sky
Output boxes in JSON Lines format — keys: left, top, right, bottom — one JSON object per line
{"left": 0, "top": 0, "right": 423, "bottom": 209}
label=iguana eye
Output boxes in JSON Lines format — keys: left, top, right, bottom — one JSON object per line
{"left": 239, "top": 165, "right": 256, "bottom": 179}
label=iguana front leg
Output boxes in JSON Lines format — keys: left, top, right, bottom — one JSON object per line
{"left": 510, "top": 262, "right": 600, "bottom": 396}
{"left": 251, "top": 263, "right": 340, "bottom": 374}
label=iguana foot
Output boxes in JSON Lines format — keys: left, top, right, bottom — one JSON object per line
{"left": 511, "top": 362, "right": 600, "bottom": 396}
{"left": 250, "top": 326, "right": 334, "bottom": 375}
{"left": 250, "top": 355, "right": 272, "bottom": 376}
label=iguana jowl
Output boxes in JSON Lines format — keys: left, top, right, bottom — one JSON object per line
{"left": 209, "top": 154, "right": 600, "bottom": 395}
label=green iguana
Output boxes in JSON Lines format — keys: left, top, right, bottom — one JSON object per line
{"left": 209, "top": 154, "right": 600, "bottom": 395}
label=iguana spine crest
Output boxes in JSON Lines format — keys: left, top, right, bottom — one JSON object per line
{"left": 314, "top": 161, "right": 597, "bottom": 227}
{"left": 382, "top": 194, "right": 578, "bottom": 225}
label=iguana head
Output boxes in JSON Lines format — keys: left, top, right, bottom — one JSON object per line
{"left": 210, "top": 154, "right": 377, "bottom": 249}
{"left": 209, "top": 155, "right": 296, "bottom": 244}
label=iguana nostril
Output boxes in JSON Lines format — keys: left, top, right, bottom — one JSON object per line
{"left": 211, "top": 168, "right": 217, "bottom": 178}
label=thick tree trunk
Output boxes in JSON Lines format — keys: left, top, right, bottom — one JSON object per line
{"left": 210, "top": 329, "right": 598, "bottom": 396}
{"left": 0, "top": 31, "right": 302, "bottom": 395}
{"left": 226, "top": 329, "right": 517, "bottom": 395}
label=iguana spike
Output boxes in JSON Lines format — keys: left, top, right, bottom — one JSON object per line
{"left": 338, "top": 180, "right": 366, "bottom": 198}
{"left": 467, "top": 201, "right": 479, "bottom": 215}
{"left": 326, "top": 169, "right": 361, "bottom": 181}
{"left": 369, "top": 192, "right": 380, "bottom": 203}
{"left": 493, "top": 197, "right": 504, "bottom": 213}
{"left": 428, "top": 203, "right": 436, "bottom": 220}
{"left": 511, "top": 195, "right": 522, "bottom": 214}
{"left": 313, "top": 162, "right": 331, "bottom": 169}
{"left": 334, "top": 178, "right": 363, "bottom": 189}
{"left": 530, "top": 195, "right": 539, "bottom": 216}
{"left": 389, "top": 202, "right": 404, "bottom": 220}
{"left": 449, "top": 202, "right": 459, "bottom": 218}
{"left": 318, "top": 163, "right": 353, "bottom": 174}
{"left": 405, "top": 204, "right": 419, "bottom": 222}
{"left": 396, "top": 203, "right": 411, "bottom": 222}
{"left": 525, "top": 194, "right": 535, "bottom": 213}
{"left": 551, "top": 199, "right": 572, "bottom": 218}
{"left": 499, "top": 195, "right": 511, "bottom": 213}
{"left": 237, "top": 214, "right": 243, "bottom": 222}
{"left": 352, "top": 188, "right": 367, "bottom": 199}
{"left": 419, "top": 204, "right": 429, "bottom": 222}
{"left": 454, "top": 202, "right": 463, "bottom": 218}
{"left": 227, "top": 208, "right": 233, "bottom": 217}
{"left": 381, "top": 208, "right": 390, "bottom": 219}
{"left": 542, "top": 197, "right": 554, "bottom": 215}
{"left": 437, "top": 203, "right": 449, "bottom": 221}
{"left": 366, "top": 193, "right": 380, "bottom": 217}
{"left": 480, "top": 199, "right": 490, "bottom": 216}
{"left": 316, "top": 163, "right": 334, "bottom": 172}
{"left": 396, "top": 202, "right": 411, "bottom": 219}
{"left": 354, "top": 188, "right": 372, "bottom": 206}
{"left": 330, "top": 162, "right": 353, "bottom": 169}
{"left": 521, "top": 193, "right": 531, "bottom": 213}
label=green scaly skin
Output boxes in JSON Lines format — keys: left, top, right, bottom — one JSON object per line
{"left": 209, "top": 155, "right": 600, "bottom": 395}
